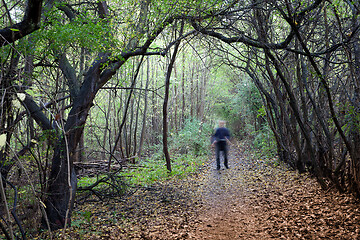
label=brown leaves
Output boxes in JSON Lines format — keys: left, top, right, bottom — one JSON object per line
{"left": 38, "top": 140, "right": 360, "bottom": 239}
{"left": 189, "top": 141, "right": 360, "bottom": 239}
{"left": 235, "top": 155, "right": 360, "bottom": 239}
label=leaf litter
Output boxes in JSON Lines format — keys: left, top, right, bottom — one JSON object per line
{"left": 40, "top": 141, "right": 360, "bottom": 239}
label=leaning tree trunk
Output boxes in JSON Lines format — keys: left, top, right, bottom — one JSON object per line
{"left": 162, "top": 21, "right": 183, "bottom": 173}
{"left": 41, "top": 62, "right": 100, "bottom": 230}
{"left": 42, "top": 0, "right": 171, "bottom": 228}
{"left": 41, "top": 137, "right": 77, "bottom": 230}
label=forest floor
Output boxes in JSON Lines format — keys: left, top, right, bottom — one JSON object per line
{"left": 52, "top": 141, "right": 360, "bottom": 239}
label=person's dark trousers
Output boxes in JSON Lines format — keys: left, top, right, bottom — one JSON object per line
{"left": 216, "top": 141, "right": 228, "bottom": 170}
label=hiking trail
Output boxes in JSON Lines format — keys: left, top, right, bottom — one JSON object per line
{"left": 58, "top": 141, "right": 360, "bottom": 239}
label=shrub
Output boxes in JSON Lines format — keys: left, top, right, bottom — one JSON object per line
{"left": 121, "top": 154, "right": 207, "bottom": 187}
{"left": 170, "top": 118, "right": 213, "bottom": 156}
{"left": 252, "top": 124, "right": 276, "bottom": 158}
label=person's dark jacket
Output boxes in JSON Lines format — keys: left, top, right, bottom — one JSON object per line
{"left": 212, "top": 127, "right": 231, "bottom": 143}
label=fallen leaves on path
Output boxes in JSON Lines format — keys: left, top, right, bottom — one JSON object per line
{"left": 191, "top": 141, "right": 360, "bottom": 239}
{"left": 41, "top": 141, "right": 360, "bottom": 239}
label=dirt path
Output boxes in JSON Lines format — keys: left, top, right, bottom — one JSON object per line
{"left": 188, "top": 142, "right": 270, "bottom": 239}
{"left": 187, "top": 141, "right": 360, "bottom": 239}
{"left": 57, "top": 141, "right": 360, "bottom": 239}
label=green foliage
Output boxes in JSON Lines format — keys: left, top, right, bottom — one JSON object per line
{"left": 252, "top": 125, "right": 277, "bottom": 158}
{"left": 76, "top": 210, "right": 92, "bottom": 223}
{"left": 77, "top": 173, "right": 127, "bottom": 198}
{"left": 340, "top": 104, "right": 360, "bottom": 134}
{"left": 233, "top": 79, "right": 263, "bottom": 120}
{"left": 121, "top": 153, "right": 206, "bottom": 187}
{"left": 151, "top": 0, "right": 225, "bottom": 18}
{"left": 115, "top": 118, "right": 211, "bottom": 187}
{"left": 0, "top": 45, "right": 11, "bottom": 63}
{"left": 212, "top": 75, "right": 264, "bottom": 137}
{"left": 257, "top": 106, "right": 267, "bottom": 119}
{"left": 77, "top": 175, "right": 103, "bottom": 187}
{"left": 170, "top": 118, "right": 213, "bottom": 156}
{"left": 33, "top": 5, "right": 119, "bottom": 55}
{"left": 76, "top": 148, "right": 206, "bottom": 194}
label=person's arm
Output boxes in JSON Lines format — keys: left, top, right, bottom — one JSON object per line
{"left": 225, "top": 129, "right": 231, "bottom": 144}
{"left": 211, "top": 136, "right": 216, "bottom": 146}
{"left": 211, "top": 128, "right": 218, "bottom": 146}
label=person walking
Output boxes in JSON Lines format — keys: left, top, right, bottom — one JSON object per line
{"left": 211, "top": 120, "right": 231, "bottom": 170}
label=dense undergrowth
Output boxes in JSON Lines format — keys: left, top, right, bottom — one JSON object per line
{"left": 37, "top": 156, "right": 210, "bottom": 238}
{"left": 35, "top": 138, "right": 360, "bottom": 240}
{"left": 7, "top": 117, "right": 279, "bottom": 239}
{"left": 77, "top": 118, "right": 213, "bottom": 191}
{"left": 34, "top": 119, "right": 213, "bottom": 238}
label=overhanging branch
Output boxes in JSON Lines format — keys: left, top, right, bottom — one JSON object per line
{"left": 0, "top": 0, "right": 43, "bottom": 47}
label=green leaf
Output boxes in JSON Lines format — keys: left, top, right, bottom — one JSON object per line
{"left": 0, "top": 134, "right": 6, "bottom": 148}
{"left": 17, "top": 93, "right": 26, "bottom": 101}
{"left": 12, "top": 99, "right": 22, "bottom": 109}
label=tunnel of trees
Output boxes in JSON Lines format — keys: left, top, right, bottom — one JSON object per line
{"left": 0, "top": 0, "right": 359, "bottom": 237}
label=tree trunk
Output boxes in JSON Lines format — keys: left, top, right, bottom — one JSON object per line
{"left": 0, "top": 0, "right": 43, "bottom": 46}
{"left": 163, "top": 22, "right": 183, "bottom": 173}
{"left": 349, "top": 7, "right": 360, "bottom": 196}
{"left": 133, "top": 79, "right": 142, "bottom": 157}
{"left": 41, "top": 137, "right": 77, "bottom": 230}
{"left": 138, "top": 57, "right": 151, "bottom": 157}
{"left": 181, "top": 52, "right": 186, "bottom": 125}
{"left": 107, "top": 57, "right": 144, "bottom": 169}
{"left": 41, "top": 59, "right": 104, "bottom": 229}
